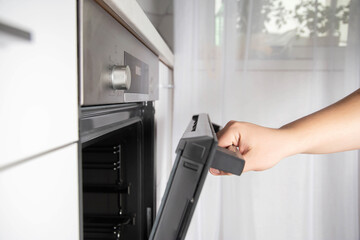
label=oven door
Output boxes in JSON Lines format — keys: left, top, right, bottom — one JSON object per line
{"left": 149, "top": 114, "right": 245, "bottom": 240}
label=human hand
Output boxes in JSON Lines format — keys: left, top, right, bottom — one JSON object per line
{"left": 210, "top": 121, "right": 291, "bottom": 175}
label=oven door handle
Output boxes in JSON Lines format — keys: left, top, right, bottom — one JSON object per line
{"left": 211, "top": 146, "right": 245, "bottom": 176}
{"left": 211, "top": 122, "right": 245, "bottom": 175}
{"left": 0, "top": 21, "right": 31, "bottom": 45}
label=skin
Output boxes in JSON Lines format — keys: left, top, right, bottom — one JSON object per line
{"left": 210, "top": 88, "right": 360, "bottom": 175}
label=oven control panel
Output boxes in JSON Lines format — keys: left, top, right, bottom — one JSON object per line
{"left": 81, "top": 0, "right": 159, "bottom": 105}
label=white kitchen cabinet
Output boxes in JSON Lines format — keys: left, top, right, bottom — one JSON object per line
{"left": 0, "top": 143, "right": 79, "bottom": 240}
{"left": 155, "top": 61, "right": 174, "bottom": 210}
{"left": 0, "top": 0, "right": 78, "bottom": 167}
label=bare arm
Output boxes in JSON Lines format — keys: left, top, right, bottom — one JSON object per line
{"left": 280, "top": 89, "right": 360, "bottom": 155}
{"left": 210, "top": 89, "right": 360, "bottom": 175}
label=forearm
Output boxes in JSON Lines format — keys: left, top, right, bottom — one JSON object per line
{"left": 280, "top": 89, "right": 360, "bottom": 155}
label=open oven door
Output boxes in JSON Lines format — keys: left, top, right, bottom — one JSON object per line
{"left": 149, "top": 113, "right": 246, "bottom": 240}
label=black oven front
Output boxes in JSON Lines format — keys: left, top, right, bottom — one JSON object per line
{"left": 80, "top": 103, "right": 155, "bottom": 240}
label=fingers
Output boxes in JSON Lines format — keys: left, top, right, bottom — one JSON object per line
{"left": 227, "top": 144, "right": 238, "bottom": 152}
{"left": 210, "top": 137, "right": 243, "bottom": 176}
{"left": 242, "top": 163, "right": 250, "bottom": 173}
{"left": 217, "top": 121, "right": 242, "bottom": 148}
{"left": 209, "top": 168, "right": 232, "bottom": 176}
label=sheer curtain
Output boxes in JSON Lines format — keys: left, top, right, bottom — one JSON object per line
{"left": 173, "top": 0, "right": 360, "bottom": 239}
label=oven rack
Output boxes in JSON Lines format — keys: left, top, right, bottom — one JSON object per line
{"left": 84, "top": 214, "right": 136, "bottom": 239}
{"left": 83, "top": 183, "right": 130, "bottom": 194}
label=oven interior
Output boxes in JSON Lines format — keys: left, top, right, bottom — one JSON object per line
{"left": 81, "top": 105, "right": 155, "bottom": 240}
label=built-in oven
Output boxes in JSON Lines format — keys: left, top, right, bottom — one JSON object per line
{"left": 79, "top": 1, "right": 245, "bottom": 240}
{"left": 79, "top": 0, "right": 157, "bottom": 239}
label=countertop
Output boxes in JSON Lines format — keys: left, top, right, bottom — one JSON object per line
{"left": 96, "top": 0, "right": 174, "bottom": 68}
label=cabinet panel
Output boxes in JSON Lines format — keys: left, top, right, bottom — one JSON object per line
{"left": 155, "top": 62, "right": 174, "bottom": 210}
{"left": 0, "top": 143, "right": 79, "bottom": 240}
{"left": 0, "top": 0, "right": 78, "bottom": 167}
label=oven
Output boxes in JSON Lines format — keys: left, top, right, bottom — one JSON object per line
{"left": 79, "top": 1, "right": 246, "bottom": 240}
{"left": 79, "top": 0, "right": 158, "bottom": 239}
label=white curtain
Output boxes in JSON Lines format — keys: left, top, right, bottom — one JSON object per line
{"left": 173, "top": 0, "right": 360, "bottom": 239}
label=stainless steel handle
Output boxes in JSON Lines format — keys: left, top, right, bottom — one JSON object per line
{"left": 111, "top": 65, "right": 131, "bottom": 90}
{"left": 0, "top": 21, "right": 31, "bottom": 44}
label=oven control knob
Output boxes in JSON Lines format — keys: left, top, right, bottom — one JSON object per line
{"left": 111, "top": 65, "right": 131, "bottom": 90}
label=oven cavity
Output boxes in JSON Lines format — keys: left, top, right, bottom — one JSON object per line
{"left": 82, "top": 123, "right": 141, "bottom": 239}
{"left": 80, "top": 103, "right": 155, "bottom": 240}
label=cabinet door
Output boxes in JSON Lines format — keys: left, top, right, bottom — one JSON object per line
{"left": 0, "top": 0, "right": 78, "bottom": 167}
{"left": 0, "top": 143, "right": 79, "bottom": 240}
{"left": 155, "top": 62, "right": 174, "bottom": 210}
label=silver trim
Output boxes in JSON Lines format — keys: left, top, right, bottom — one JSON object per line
{"left": 159, "top": 84, "right": 174, "bottom": 89}
{"left": 79, "top": 0, "right": 84, "bottom": 106}
{"left": 124, "top": 93, "right": 149, "bottom": 102}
